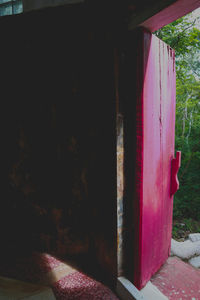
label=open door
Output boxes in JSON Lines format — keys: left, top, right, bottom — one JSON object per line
{"left": 122, "top": 28, "right": 178, "bottom": 290}
{"left": 133, "top": 28, "right": 177, "bottom": 289}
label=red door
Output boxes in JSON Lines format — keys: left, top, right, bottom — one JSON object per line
{"left": 132, "top": 29, "right": 177, "bottom": 289}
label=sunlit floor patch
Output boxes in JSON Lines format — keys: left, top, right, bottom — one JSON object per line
{"left": 0, "top": 252, "right": 119, "bottom": 300}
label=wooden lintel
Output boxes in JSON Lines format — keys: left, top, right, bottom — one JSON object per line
{"left": 128, "top": 0, "right": 200, "bottom": 32}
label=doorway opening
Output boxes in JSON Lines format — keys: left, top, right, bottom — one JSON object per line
{"left": 116, "top": 3, "right": 200, "bottom": 295}
{"left": 154, "top": 6, "right": 200, "bottom": 254}
{"left": 148, "top": 7, "right": 200, "bottom": 300}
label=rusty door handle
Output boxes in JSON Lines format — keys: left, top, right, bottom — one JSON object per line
{"left": 170, "top": 151, "right": 181, "bottom": 196}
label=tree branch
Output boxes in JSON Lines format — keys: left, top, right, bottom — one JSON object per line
{"left": 171, "top": 19, "right": 197, "bottom": 48}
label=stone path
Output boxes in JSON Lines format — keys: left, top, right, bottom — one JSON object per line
{"left": 149, "top": 234, "right": 200, "bottom": 299}
{"left": 171, "top": 233, "right": 200, "bottom": 268}
{"left": 151, "top": 256, "right": 200, "bottom": 299}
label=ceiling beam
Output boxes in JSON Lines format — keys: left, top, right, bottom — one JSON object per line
{"left": 128, "top": 0, "right": 200, "bottom": 32}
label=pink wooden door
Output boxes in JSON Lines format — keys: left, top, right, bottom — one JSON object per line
{"left": 133, "top": 29, "right": 176, "bottom": 289}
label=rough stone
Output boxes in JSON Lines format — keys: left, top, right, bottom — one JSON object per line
{"left": 189, "top": 233, "right": 200, "bottom": 243}
{"left": 171, "top": 239, "right": 200, "bottom": 260}
{"left": 189, "top": 256, "right": 200, "bottom": 269}
{"left": 194, "top": 241, "right": 200, "bottom": 256}
{"left": 171, "top": 239, "right": 196, "bottom": 259}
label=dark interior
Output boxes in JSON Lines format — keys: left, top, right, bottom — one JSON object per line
{"left": 0, "top": 4, "right": 117, "bottom": 286}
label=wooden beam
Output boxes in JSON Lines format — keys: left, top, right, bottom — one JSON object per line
{"left": 128, "top": 0, "right": 176, "bottom": 30}
{"left": 129, "top": 0, "right": 200, "bottom": 32}
{"left": 22, "top": 0, "right": 83, "bottom": 12}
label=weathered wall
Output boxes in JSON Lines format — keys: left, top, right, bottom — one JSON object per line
{"left": 0, "top": 5, "right": 117, "bottom": 286}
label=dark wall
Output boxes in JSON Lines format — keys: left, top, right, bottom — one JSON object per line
{"left": 0, "top": 4, "right": 117, "bottom": 286}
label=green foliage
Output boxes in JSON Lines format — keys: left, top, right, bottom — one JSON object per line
{"left": 172, "top": 218, "right": 200, "bottom": 240}
{"left": 154, "top": 11, "right": 200, "bottom": 220}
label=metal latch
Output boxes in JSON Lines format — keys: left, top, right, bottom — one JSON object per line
{"left": 170, "top": 151, "right": 181, "bottom": 196}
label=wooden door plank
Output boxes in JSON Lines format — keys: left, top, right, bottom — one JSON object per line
{"left": 133, "top": 30, "right": 176, "bottom": 289}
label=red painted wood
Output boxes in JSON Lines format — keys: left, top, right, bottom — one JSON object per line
{"left": 171, "top": 151, "right": 181, "bottom": 196}
{"left": 133, "top": 29, "right": 176, "bottom": 289}
{"left": 141, "top": 0, "right": 200, "bottom": 33}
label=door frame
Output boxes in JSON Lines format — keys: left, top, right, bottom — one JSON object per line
{"left": 117, "top": 0, "right": 200, "bottom": 297}
{"left": 129, "top": 0, "right": 200, "bottom": 33}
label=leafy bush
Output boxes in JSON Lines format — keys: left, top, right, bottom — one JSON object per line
{"left": 172, "top": 218, "right": 200, "bottom": 240}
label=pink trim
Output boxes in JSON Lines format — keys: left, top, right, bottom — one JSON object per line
{"left": 141, "top": 0, "right": 200, "bottom": 32}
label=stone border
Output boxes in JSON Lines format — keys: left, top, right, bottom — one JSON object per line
{"left": 116, "top": 277, "right": 168, "bottom": 300}
{"left": 171, "top": 235, "right": 200, "bottom": 268}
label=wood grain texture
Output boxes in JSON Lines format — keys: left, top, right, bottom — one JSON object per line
{"left": 123, "top": 29, "right": 176, "bottom": 289}
{"left": 140, "top": 31, "right": 176, "bottom": 289}
{"left": 140, "top": 0, "right": 200, "bottom": 32}
{"left": 128, "top": 0, "right": 200, "bottom": 32}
